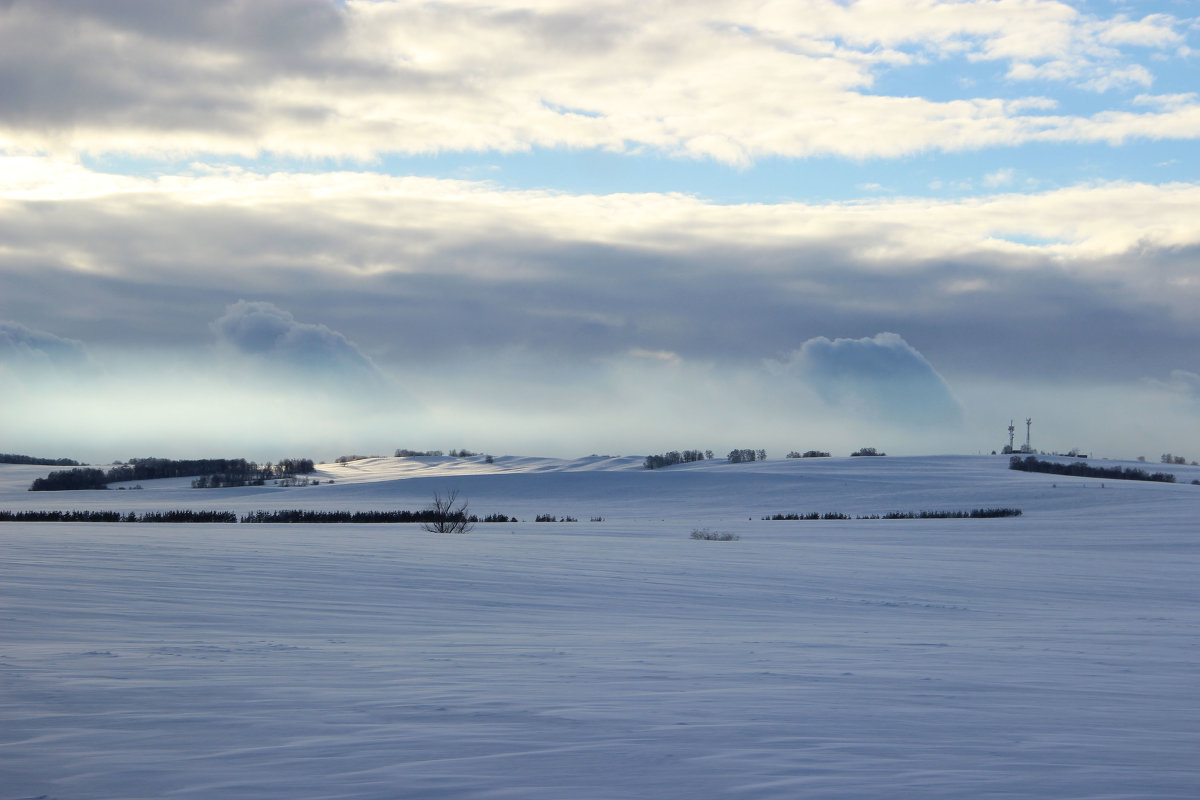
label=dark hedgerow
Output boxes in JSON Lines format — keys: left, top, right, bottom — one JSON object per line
{"left": 764, "top": 508, "right": 1022, "bottom": 520}
{"left": 877, "top": 508, "right": 1023, "bottom": 519}
{"left": 140, "top": 510, "right": 238, "bottom": 523}
{"left": 0, "top": 509, "right": 236, "bottom": 523}
{"left": 2, "top": 453, "right": 81, "bottom": 466}
{"left": 643, "top": 450, "right": 708, "bottom": 469}
{"left": 763, "top": 512, "right": 850, "bottom": 520}
{"left": 0, "top": 509, "right": 122, "bottom": 522}
{"left": 0, "top": 508, "right": 526, "bottom": 524}
{"left": 1009, "top": 455, "right": 1175, "bottom": 483}
{"left": 29, "top": 457, "right": 317, "bottom": 491}
{"left": 241, "top": 509, "right": 478, "bottom": 524}
{"left": 29, "top": 468, "right": 110, "bottom": 491}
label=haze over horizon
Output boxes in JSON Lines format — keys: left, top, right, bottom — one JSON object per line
{"left": 2, "top": 1, "right": 1199, "bottom": 462}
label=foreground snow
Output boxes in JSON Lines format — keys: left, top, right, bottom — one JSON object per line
{"left": 2, "top": 455, "right": 1199, "bottom": 798}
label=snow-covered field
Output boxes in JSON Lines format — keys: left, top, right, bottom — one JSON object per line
{"left": 3, "top": 455, "right": 1199, "bottom": 799}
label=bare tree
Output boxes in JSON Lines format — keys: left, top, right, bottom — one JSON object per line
{"left": 423, "top": 489, "right": 475, "bottom": 534}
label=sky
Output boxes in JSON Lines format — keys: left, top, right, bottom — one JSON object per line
{"left": 2, "top": 0, "right": 1199, "bottom": 463}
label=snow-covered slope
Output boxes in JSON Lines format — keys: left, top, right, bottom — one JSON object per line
{"left": 3, "top": 455, "right": 1199, "bottom": 799}
{"left": 5, "top": 453, "right": 1199, "bottom": 521}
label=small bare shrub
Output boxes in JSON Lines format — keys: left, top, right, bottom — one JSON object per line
{"left": 690, "top": 528, "right": 739, "bottom": 541}
{"left": 423, "top": 490, "right": 474, "bottom": 534}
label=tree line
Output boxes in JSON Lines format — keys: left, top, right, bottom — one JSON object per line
{"left": 1, "top": 508, "right": 515, "bottom": 524}
{"left": 643, "top": 450, "right": 712, "bottom": 469}
{"left": 643, "top": 447, "right": 887, "bottom": 468}
{"left": 240, "top": 509, "right": 482, "bottom": 524}
{"left": 0, "top": 509, "right": 237, "bottom": 523}
{"left": 29, "top": 457, "right": 315, "bottom": 491}
{"left": 727, "top": 449, "right": 767, "bottom": 463}
{"left": 1009, "top": 456, "right": 1176, "bottom": 483}
{"left": 764, "top": 508, "right": 1022, "bottom": 520}
{"left": 2, "top": 453, "right": 82, "bottom": 467}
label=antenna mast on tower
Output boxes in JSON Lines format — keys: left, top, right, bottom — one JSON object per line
{"left": 1025, "top": 418, "right": 1032, "bottom": 453}
{"left": 1008, "top": 420, "right": 1015, "bottom": 452}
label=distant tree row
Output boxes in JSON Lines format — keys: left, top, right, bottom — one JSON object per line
{"left": 240, "top": 509, "right": 477, "bottom": 524}
{"left": 0, "top": 509, "right": 237, "bottom": 523}
{"left": 867, "top": 508, "right": 1022, "bottom": 519}
{"left": 737, "top": 448, "right": 882, "bottom": 459}
{"left": 1161, "top": 453, "right": 1197, "bottom": 466}
{"left": 2, "top": 508, "right": 123, "bottom": 521}
{"left": 1, "top": 508, "right": 517, "bottom": 525}
{"left": 764, "top": 508, "right": 1021, "bottom": 520}
{"left": 30, "top": 457, "right": 315, "bottom": 491}
{"left": 393, "top": 448, "right": 486, "bottom": 459}
{"left": 29, "top": 468, "right": 109, "bottom": 491}
{"left": 240, "top": 504, "right": 513, "bottom": 526}
{"left": 643, "top": 450, "right": 712, "bottom": 470}
{"left": 1, "top": 453, "right": 81, "bottom": 467}
{"left": 334, "top": 454, "right": 380, "bottom": 463}
{"left": 1010, "top": 456, "right": 1176, "bottom": 483}
{"left": 727, "top": 449, "right": 766, "bottom": 463}
{"left": 140, "top": 510, "right": 238, "bottom": 522}
{"left": 110, "top": 457, "right": 313, "bottom": 483}
{"left": 765, "top": 512, "right": 849, "bottom": 520}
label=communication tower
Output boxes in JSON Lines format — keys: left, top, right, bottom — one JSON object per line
{"left": 1001, "top": 418, "right": 1034, "bottom": 455}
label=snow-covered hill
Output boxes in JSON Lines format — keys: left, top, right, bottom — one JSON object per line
{"left": 3, "top": 455, "right": 1199, "bottom": 798}
{"left": 5, "top": 453, "right": 1199, "bottom": 522}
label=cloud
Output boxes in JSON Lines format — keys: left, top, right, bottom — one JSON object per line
{"left": 0, "top": 320, "right": 88, "bottom": 369}
{"left": 210, "top": 300, "right": 383, "bottom": 383}
{"left": 2, "top": 160, "right": 1200, "bottom": 385}
{"left": 776, "top": 333, "right": 961, "bottom": 425}
{"left": 1096, "top": 13, "right": 1183, "bottom": 48}
{"left": 1146, "top": 370, "right": 1200, "bottom": 406}
{"left": 1169, "top": 370, "right": 1200, "bottom": 395}
{"left": 627, "top": 347, "right": 681, "bottom": 364}
{"left": 983, "top": 168, "right": 1015, "bottom": 187}
{"left": 0, "top": 1, "right": 1194, "bottom": 163}
{"left": 1080, "top": 64, "right": 1154, "bottom": 93}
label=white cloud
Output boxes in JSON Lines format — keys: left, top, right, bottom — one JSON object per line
{"left": 983, "top": 168, "right": 1015, "bottom": 187}
{"left": 6, "top": 156, "right": 1200, "bottom": 261}
{"left": 1133, "top": 92, "right": 1198, "bottom": 109}
{"left": 0, "top": 1, "right": 1192, "bottom": 163}
{"left": 1096, "top": 13, "right": 1183, "bottom": 48}
{"left": 1080, "top": 64, "right": 1154, "bottom": 92}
